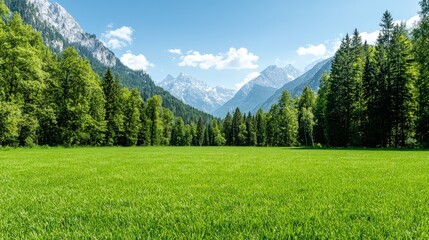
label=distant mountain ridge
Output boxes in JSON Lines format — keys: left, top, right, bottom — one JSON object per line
{"left": 258, "top": 57, "right": 333, "bottom": 112}
{"left": 5, "top": 0, "right": 213, "bottom": 123}
{"left": 158, "top": 73, "right": 235, "bottom": 114}
{"left": 213, "top": 64, "right": 302, "bottom": 118}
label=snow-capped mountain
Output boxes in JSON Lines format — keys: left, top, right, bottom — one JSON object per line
{"left": 258, "top": 57, "right": 333, "bottom": 112}
{"left": 159, "top": 73, "right": 236, "bottom": 114}
{"left": 26, "top": 0, "right": 116, "bottom": 67}
{"left": 213, "top": 64, "right": 302, "bottom": 118}
{"left": 6, "top": 0, "right": 214, "bottom": 122}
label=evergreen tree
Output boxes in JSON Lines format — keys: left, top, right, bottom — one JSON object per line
{"left": 232, "top": 108, "right": 243, "bottom": 145}
{"left": 413, "top": 0, "right": 429, "bottom": 146}
{"left": 223, "top": 112, "right": 233, "bottom": 145}
{"left": 326, "top": 31, "right": 364, "bottom": 147}
{"left": 255, "top": 109, "right": 266, "bottom": 146}
{"left": 146, "top": 95, "right": 164, "bottom": 146}
{"left": 102, "top": 68, "right": 124, "bottom": 146}
{"left": 362, "top": 42, "right": 380, "bottom": 147}
{"left": 389, "top": 24, "right": 417, "bottom": 147}
{"left": 196, "top": 117, "right": 205, "bottom": 146}
{"left": 372, "top": 11, "right": 395, "bottom": 147}
{"left": 314, "top": 72, "right": 330, "bottom": 145}
{"left": 245, "top": 112, "right": 257, "bottom": 146}
{"left": 171, "top": 117, "right": 186, "bottom": 146}
{"left": 206, "top": 122, "right": 214, "bottom": 146}
{"left": 189, "top": 122, "right": 198, "bottom": 146}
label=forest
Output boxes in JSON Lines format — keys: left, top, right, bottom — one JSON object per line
{"left": 0, "top": 1, "right": 428, "bottom": 148}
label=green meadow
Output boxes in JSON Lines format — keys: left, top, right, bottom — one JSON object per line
{"left": 0, "top": 147, "right": 428, "bottom": 238}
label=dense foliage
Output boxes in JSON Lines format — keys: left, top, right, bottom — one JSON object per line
{"left": 3, "top": 0, "right": 213, "bottom": 124}
{"left": 0, "top": 1, "right": 428, "bottom": 148}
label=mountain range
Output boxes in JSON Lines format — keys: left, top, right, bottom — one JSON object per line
{"left": 5, "top": 0, "right": 213, "bottom": 123}
{"left": 6, "top": 0, "right": 333, "bottom": 121}
{"left": 212, "top": 64, "right": 302, "bottom": 118}
{"left": 258, "top": 57, "right": 333, "bottom": 112}
{"left": 158, "top": 74, "right": 235, "bottom": 114}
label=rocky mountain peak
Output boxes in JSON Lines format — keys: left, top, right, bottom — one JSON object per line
{"left": 25, "top": 0, "right": 117, "bottom": 67}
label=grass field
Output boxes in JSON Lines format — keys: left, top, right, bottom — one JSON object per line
{"left": 0, "top": 147, "right": 428, "bottom": 238}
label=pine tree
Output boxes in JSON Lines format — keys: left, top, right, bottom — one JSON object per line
{"left": 326, "top": 31, "right": 364, "bottom": 147}
{"left": 171, "top": 117, "right": 185, "bottom": 146}
{"left": 102, "top": 68, "right": 124, "bottom": 146}
{"left": 223, "top": 112, "right": 233, "bottom": 145}
{"left": 146, "top": 95, "right": 164, "bottom": 146}
{"left": 206, "top": 122, "right": 214, "bottom": 146}
{"left": 232, "top": 108, "right": 243, "bottom": 146}
{"left": 362, "top": 43, "right": 379, "bottom": 147}
{"left": 245, "top": 112, "right": 257, "bottom": 146}
{"left": 314, "top": 72, "right": 330, "bottom": 145}
{"left": 196, "top": 117, "right": 205, "bottom": 146}
{"left": 255, "top": 109, "right": 266, "bottom": 146}
{"left": 373, "top": 11, "right": 395, "bottom": 147}
{"left": 413, "top": 0, "right": 429, "bottom": 146}
{"left": 389, "top": 24, "right": 417, "bottom": 147}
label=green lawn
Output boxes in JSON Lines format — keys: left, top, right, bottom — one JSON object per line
{"left": 0, "top": 147, "right": 428, "bottom": 239}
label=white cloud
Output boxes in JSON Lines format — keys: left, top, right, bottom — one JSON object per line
{"left": 102, "top": 26, "right": 133, "bottom": 49}
{"left": 105, "top": 38, "right": 128, "bottom": 50}
{"left": 395, "top": 15, "right": 421, "bottom": 30}
{"left": 297, "top": 44, "right": 327, "bottom": 57}
{"left": 120, "top": 51, "right": 154, "bottom": 71}
{"left": 360, "top": 31, "right": 379, "bottom": 45}
{"left": 178, "top": 47, "right": 259, "bottom": 70}
{"left": 168, "top": 49, "right": 182, "bottom": 55}
{"left": 296, "top": 14, "right": 421, "bottom": 62}
{"left": 235, "top": 72, "right": 260, "bottom": 90}
{"left": 105, "top": 26, "right": 133, "bottom": 42}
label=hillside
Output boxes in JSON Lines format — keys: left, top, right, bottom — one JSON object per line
{"left": 4, "top": 0, "right": 213, "bottom": 123}
{"left": 258, "top": 58, "right": 333, "bottom": 112}
{"left": 213, "top": 64, "right": 301, "bottom": 117}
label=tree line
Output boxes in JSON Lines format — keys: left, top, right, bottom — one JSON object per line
{"left": 315, "top": 4, "right": 429, "bottom": 148}
{"left": 1, "top": 1, "right": 428, "bottom": 148}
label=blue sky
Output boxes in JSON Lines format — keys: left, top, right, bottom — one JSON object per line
{"left": 54, "top": 0, "right": 420, "bottom": 89}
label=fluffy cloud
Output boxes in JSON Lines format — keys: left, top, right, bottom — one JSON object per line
{"left": 178, "top": 48, "right": 259, "bottom": 70}
{"left": 168, "top": 49, "right": 182, "bottom": 55}
{"left": 360, "top": 31, "right": 379, "bottom": 45}
{"left": 297, "top": 15, "right": 421, "bottom": 60}
{"left": 395, "top": 15, "right": 421, "bottom": 30}
{"left": 102, "top": 26, "right": 133, "bottom": 49}
{"left": 235, "top": 72, "right": 260, "bottom": 90}
{"left": 297, "top": 44, "right": 327, "bottom": 57}
{"left": 120, "top": 51, "right": 154, "bottom": 71}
